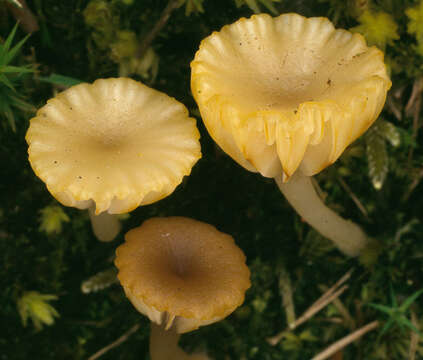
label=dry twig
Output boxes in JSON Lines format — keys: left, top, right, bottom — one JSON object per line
{"left": 6, "top": 0, "right": 39, "bottom": 33}
{"left": 311, "top": 321, "right": 379, "bottom": 360}
{"left": 88, "top": 323, "right": 141, "bottom": 360}
{"left": 402, "top": 166, "right": 423, "bottom": 203}
{"left": 135, "top": 0, "right": 180, "bottom": 59}
{"left": 318, "top": 284, "right": 355, "bottom": 330}
{"left": 336, "top": 177, "right": 369, "bottom": 220}
{"left": 405, "top": 78, "right": 423, "bottom": 115}
{"left": 406, "top": 78, "right": 423, "bottom": 168}
{"left": 386, "top": 95, "right": 402, "bottom": 121}
{"left": 409, "top": 310, "right": 420, "bottom": 360}
{"left": 267, "top": 270, "right": 352, "bottom": 346}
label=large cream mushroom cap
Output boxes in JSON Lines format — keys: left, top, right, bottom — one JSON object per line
{"left": 26, "top": 78, "right": 201, "bottom": 214}
{"left": 115, "top": 217, "right": 251, "bottom": 333}
{"left": 191, "top": 13, "right": 391, "bottom": 179}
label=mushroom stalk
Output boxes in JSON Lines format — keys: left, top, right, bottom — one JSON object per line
{"left": 116, "top": 217, "right": 250, "bottom": 358}
{"left": 275, "top": 171, "right": 367, "bottom": 256}
{"left": 150, "top": 323, "right": 209, "bottom": 360}
{"left": 88, "top": 205, "right": 121, "bottom": 242}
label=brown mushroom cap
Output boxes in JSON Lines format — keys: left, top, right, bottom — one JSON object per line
{"left": 26, "top": 78, "right": 201, "bottom": 214}
{"left": 115, "top": 217, "right": 251, "bottom": 333}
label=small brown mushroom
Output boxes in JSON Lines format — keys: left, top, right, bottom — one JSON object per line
{"left": 115, "top": 217, "right": 251, "bottom": 359}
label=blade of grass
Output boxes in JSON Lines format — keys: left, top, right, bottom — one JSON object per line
{"left": 368, "top": 303, "right": 394, "bottom": 315}
{"left": 0, "top": 74, "right": 16, "bottom": 90}
{"left": 38, "top": 73, "right": 83, "bottom": 87}
{"left": 0, "top": 23, "right": 19, "bottom": 62}
{"left": 1, "top": 65, "right": 32, "bottom": 74}
{"left": 399, "top": 289, "right": 423, "bottom": 312}
{"left": 312, "top": 321, "right": 379, "bottom": 360}
{"left": 10, "top": 94, "right": 35, "bottom": 112}
{"left": 397, "top": 318, "right": 422, "bottom": 336}
{"left": 3, "top": 105, "right": 16, "bottom": 132}
{"left": 3, "top": 34, "right": 31, "bottom": 65}
{"left": 259, "top": 0, "right": 279, "bottom": 14}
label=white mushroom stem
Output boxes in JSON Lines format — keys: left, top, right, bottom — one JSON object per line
{"left": 274, "top": 171, "right": 367, "bottom": 256}
{"left": 150, "top": 323, "right": 209, "bottom": 360}
{"left": 88, "top": 205, "right": 121, "bottom": 242}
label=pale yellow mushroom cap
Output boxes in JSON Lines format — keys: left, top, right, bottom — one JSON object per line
{"left": 26, "top": 78, "right": 201, "bottom": 214}
{"left": 191, "top": 13, "right": 391, "bottom": 179}
{"left": 115, "top": 217, "right": 251, "bottom": 333}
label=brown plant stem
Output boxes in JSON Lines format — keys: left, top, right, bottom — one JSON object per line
{"left": 318, "top": 284, "right": 355, "bottom": 330}
{"left": 402, "top": 166, "right": 423, "bottom": 203}
{"left": 409, "top": 310, "right": 419, "bottom": 360}
{"left": 6, "top": 0, "right": 39, "bottom": 33}
{"left": 406, "top": 78, "right": 423, "bottom": 169}
{"left": 135, "top": 0, "right": 180, "bottom": 59}
{"left": 267, "top": 270, "right": 352, "bottom": 346}
{"left": 311, "top": 321, "right": 379, "bottom": 360}
{"left": 337, "top": 176, "right": 369, "bottom": 221}
{"left": 405, "top": 78, "right": 423, "bottom": 115}
{"left": 88, "top": 323, "right": 140, "bottom": 360}
{"left": 386, "top": 95, "right": 402, "bottom": 121}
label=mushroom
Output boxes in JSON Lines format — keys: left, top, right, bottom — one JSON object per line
{"left": 26, "top": 78, "right": 201, "bottom": 242}
{"left": 149, "top": 323, "right": 209, "bottom": 360}
{"left": 191, "top": 13, "right": 391, "bottom": 256}
{"left": 115, "top": 216, "right": 251, "bottom": 359}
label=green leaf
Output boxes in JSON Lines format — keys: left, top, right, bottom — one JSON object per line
{"left": 184, "top": 0, "right": 205, "bottom": 16}
{"left": 235, "top": 0, "right": 281, "bottom": 14}
{"left": 366, "top": 127, "right": 388, "bottom": 190}
{"left": 369, "top": 284, "right": 423, "bottom": 339}
{"left": 0, "top": 23, "right": 19, "bottom": 63}
{"left": 258, "top": 0, "right": 280, "bottom": 14}
{"left": 368, "top": 303, "right": 395, "bottom": 315}
{"left": 17, "top": 291, "right": 60, "bottom": 330}
{"left": 39, "top": 205, "right": 70, "bottom": 235}
{"left": 390, "top": 282, "right": 398, "bottom": 308}
{"left": 17, "top": 298, "right": 28, "bottom": 327}
{"left": 38, "top": 294, "right": 58, "bottom": 301}
{"left": 375, "top": 119, "right": 401, "bottom": 147}
{"left": 298, "top": 329, "right": 318, "bottom": 342}
{"left": 379, "top": 318, "right": 396, "bottom": 337}
{"left": 0, "top": 65, "right": 32, "bottom": 74}
{"left": 3, "top": 105, "right": 16, "bottom": 132}
{"left": 0, "top": 73, "right": 16, "bottom": 90}
{"left": 350, "top": 11, "right": 399, "bottom": 49}
{"left": 244, "top": 0, "right": 261, "bottom": 13}
{"left": 8, "top": 94, "right": 35, "bottom": 112}
{"left": 0, "top": 22, "right": 30, "bottom": 67}
{"left": 406, "top": 1, "right": 423, "bottom": 55}
{"left": 396, "top": 317, "right": 421, "bottom": 334}
{"left": 2, "top": 34, "right": 30, "bottom": 66}
{"left": 399, "top": 289, "right": 423, "bottom": 312}
{"left": 81, "top": 267, "right": 118, "bottom": 294}
{"left": 38, "top": 73, "right": 83, "bottom": 87}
